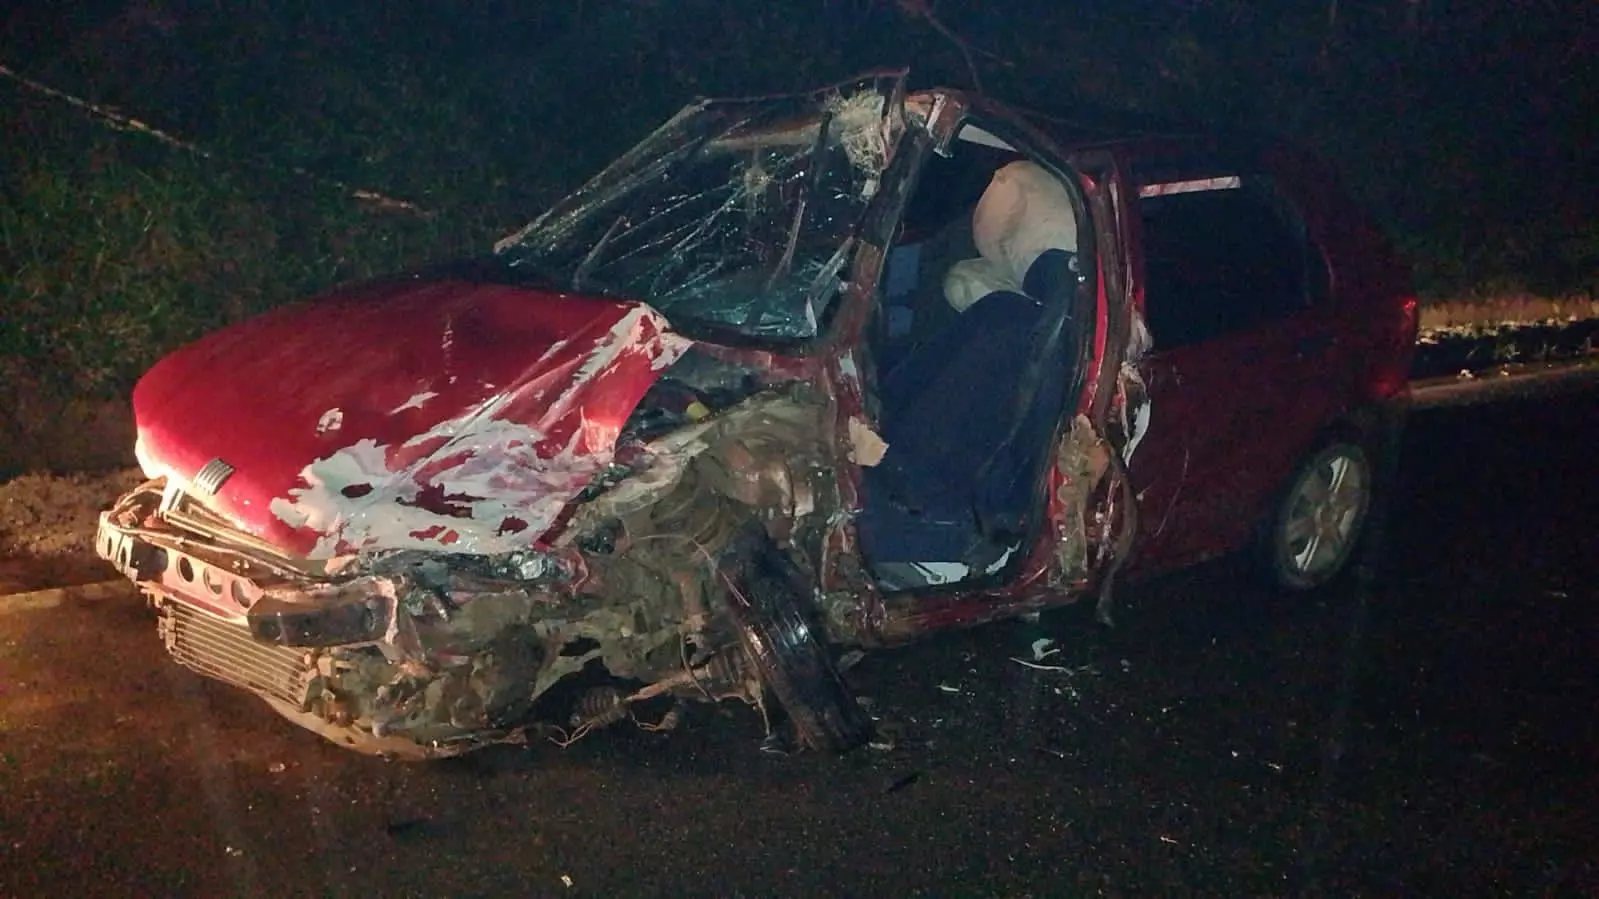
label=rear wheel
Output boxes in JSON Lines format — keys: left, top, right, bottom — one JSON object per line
{"left": 1261, "top": 441, "right": 1373, "bottom": 591}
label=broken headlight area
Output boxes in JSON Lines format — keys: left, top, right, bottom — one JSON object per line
{"left": 246, "top": 579, "right": 392, "bottom": 647}
{"left": 242, "top": 548, "right": 564, "bottom": 648}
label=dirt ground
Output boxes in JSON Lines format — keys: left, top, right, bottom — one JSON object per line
{"left": 0, "top": 357, "right": 137, "bottom": 477}
{"left": 0, "top": 467, "right": 143, "bottom": 594}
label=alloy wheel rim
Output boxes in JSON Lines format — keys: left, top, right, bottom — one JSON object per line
{"left": 1279, "top": 447, "right": 1369, "bottom": 583}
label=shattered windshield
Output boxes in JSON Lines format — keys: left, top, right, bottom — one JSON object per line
{"left": 494, "top": 75, "right": 904, "bottom": 342}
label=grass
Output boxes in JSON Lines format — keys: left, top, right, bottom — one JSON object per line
{"left": 0, "top": 92, "right": 514, "bottom": 473}
{"left": 0, "top": 99, "right": 499, "bottom": 401}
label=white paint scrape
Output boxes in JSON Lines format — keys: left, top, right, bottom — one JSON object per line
{"left": 316, "top": 408, "right": 344, "bottom": 435}
{"left": 271, "top": 304, "right": 691, "bottom": 559}
{"left": 269, "top": 438, "right": 389, "bottom": 533}
{"left": 389, "top": 390, "right": 439, "bottom": 414}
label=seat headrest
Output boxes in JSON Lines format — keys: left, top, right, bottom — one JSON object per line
{"left": 971, "top": 161, "right": 1078, "bottom": 285}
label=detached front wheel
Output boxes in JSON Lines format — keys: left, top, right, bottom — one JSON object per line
{"left": 720, "top": 526, "right": 872, "bottom": 753}
{"left": 1262, "top": 441, "right": 1373, "bottom": 591}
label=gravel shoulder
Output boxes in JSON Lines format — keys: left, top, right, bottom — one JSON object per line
{"left": 0, "top": 468, "right": 144, "bottom": 594}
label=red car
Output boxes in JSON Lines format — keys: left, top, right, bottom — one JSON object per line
{"left": 95, "top": 72, "right": 1416, "bottom": 758}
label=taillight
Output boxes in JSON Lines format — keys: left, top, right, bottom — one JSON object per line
{"left": 1371, "top": 295, "right": 1420, "bottom": 399}
{"left": 1398, "top": 296, "right": 1419, "bottom": 343}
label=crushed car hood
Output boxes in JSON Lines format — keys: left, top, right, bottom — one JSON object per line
{"left": 133, "top": 277, "right": 692, "bottom": 559}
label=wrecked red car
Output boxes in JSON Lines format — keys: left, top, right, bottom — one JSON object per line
{"left": 95, "top": 72, "right": 1416, "bottom": 758}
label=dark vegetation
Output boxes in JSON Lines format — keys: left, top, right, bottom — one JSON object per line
{"left": 1, "top": 0, "right": 1595, "bottom": 403}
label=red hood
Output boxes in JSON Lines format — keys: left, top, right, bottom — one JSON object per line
{"left": 133, "top": 277, "right": 692, "bottom": 559}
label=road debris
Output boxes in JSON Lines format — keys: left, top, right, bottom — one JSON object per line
{"left": 885, "top": 771, "right": 921, "bottom": 793}
{"left": 1007, "top": 638, "right": 1097, "bottom": 673}
{"left": 1009, "top": 656, "right": 1097, "bottom": 673}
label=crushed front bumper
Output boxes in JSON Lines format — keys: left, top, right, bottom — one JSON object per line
{"left": 94, "top": 481, "right": 556, "bottom": 758}
{"left": 96, "top": 437, "right": 860, "bottom": 758}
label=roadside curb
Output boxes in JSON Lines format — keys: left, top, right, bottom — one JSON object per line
{"left": 0, "top": 578, "right": 138, "bottom": 616}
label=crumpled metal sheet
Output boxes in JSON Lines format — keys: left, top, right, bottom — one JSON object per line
{"left": 1053, "top": 414, "right": 1111, "bottom": 579}
{"left": 313, "top": 389, "right": 834, "bottom": 752}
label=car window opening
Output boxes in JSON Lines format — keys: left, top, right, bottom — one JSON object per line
{"left": 1138, "top": 174, "right": 1321, "bottom": 349}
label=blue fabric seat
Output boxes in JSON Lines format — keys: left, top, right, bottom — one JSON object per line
{"left": 858, "top": 250, "right": 1082, "bottom": 570}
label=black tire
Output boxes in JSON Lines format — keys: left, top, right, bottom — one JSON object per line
{"left": 1258, "top": 440, "right": 1375, "bottom": 592}
{"left": 720, "top": 526, "right": 872, "bottom": 752}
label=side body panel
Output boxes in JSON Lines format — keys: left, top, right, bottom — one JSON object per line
{"left": 1120, "top": 143, "right": 1355, "bottom": 572}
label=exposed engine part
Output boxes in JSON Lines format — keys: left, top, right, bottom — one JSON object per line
{"left": 562, "top": 389, "right": 831, "bottom": 549}
{"left": 639, "top": 703, "right": 683, "bottom": 733}
{"left": 625, "top": 643, "right": 754, "bottom": 705}
{"left": 569, "top": 685, "right": 631, "bottom": 730}
{"left": 619, "top": 347, "right": 768, "bottom": 442}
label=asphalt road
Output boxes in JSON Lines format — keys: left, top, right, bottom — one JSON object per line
{"left": 2, "top": 389, "right": 1596, "bottom": 898}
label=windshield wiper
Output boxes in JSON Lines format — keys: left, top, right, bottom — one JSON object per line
{"left": 762, "top": 109, "right": 834, "bottom": 294}
{"left": 572, "top": 214, "right": 628, "bottom": 293}
{"left": 800, "top": 236, "right": 854, "bottom": 335}
{"left": 746, "top": 111, "right": 836, "bottom": 331}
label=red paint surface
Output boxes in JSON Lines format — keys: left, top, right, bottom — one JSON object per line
{"left": 1117, "top": 141, "right": 1416, "bottom": 574}
{"left": 133, "top": 277, "right": 680, "bottom": 555}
